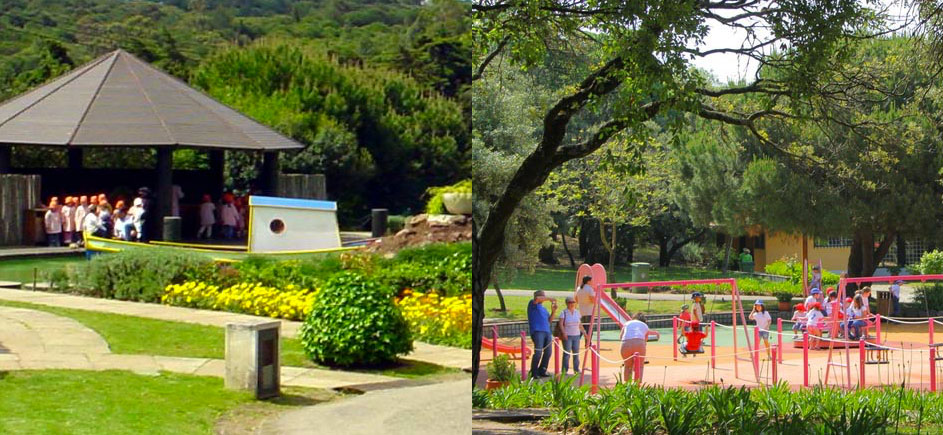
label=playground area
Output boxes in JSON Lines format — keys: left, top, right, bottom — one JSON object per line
{"left": 480, "top": 264, "right": 943, "bottom": 392}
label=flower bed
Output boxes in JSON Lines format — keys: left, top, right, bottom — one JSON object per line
{"left": 162, "top": 281, "right": 317, "bottom": 321}
{"left": 396, "top": 290, "right": 471, "bottom": 348}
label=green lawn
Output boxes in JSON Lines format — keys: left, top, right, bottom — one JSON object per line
{"left": 485, "top": 294, "right": 782, "bottom": 320}
{"left": 0, "top": 370, "right": 334, "bottom": 435}
{"left": 0, "top": 300, "right": 456, "bottom": 378}
{"left": 0, "top": 256, "right": 87, "bottom": 283}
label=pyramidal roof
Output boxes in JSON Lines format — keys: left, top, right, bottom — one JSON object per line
{"left": 0, "top": 49, "right": 303, "bottom": 150}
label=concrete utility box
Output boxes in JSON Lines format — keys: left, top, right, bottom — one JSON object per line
{"left": 877, "top": 290, "right": 892, "bottom": 316}
{"left": 225, "top": 320, "right": 280, "bottom": 399}
{"left": 631, "top": 262, "right": 650, "bottom": 293}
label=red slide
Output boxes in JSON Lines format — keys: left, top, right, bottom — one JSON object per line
{"left": 481, "top": 338, "right": 531, "bottom": 358}
{"left": 579, "top": 263, "right": 660, "bottom": 341}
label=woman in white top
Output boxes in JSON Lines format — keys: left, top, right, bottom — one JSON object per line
{"left": 846, "top": 295, "right": 866, "bottom": 340}
{"left": 620, "top": 313, "right": 649, "bottom": 382}
{"left": 560, "top": 296, "right": 588, "bottom": 375}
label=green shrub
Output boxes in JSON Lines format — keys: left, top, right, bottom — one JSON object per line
{"left": 379, "top": 242, "right": 471, "bottom": 296}
{"left": 914, "top": 283, "right": 943, "bottom": 312}
{"left": 913, "top": 250, "right": 943, "bottom": 275}
{"left": 424, "top": 179, "right": 471, "bottom": 214}
{"left": 387, "top": 215, "right": 406, "bottom": 234}
{"left": 82, "top": 248, "right": 213, "bottom": 302}
{"left": 486, "top": 354, "right": 515, "bottom": 382}
{"left": 765, "top": 256, "right": 839, "bottom": 286}
{"left": 299, "top": 271, "right": 412, "bottom": 367}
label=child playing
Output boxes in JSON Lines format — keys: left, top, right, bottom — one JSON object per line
{"left": 806, "top": 302, "right": 824, "bottom": 347}
{"left": 749, "top": 300, "right": 772, "bottom": 358}
{"left": 198, "top": 194, "right": 216, "bottom": 239}
{"left": 691, "top": 292, "right": 705, "bottom": 331}
{"left": 679, "top": 304, "right": 692, "bottom": 333}
{"left": 791, "top": 303, "right": 806, "bottom": 338}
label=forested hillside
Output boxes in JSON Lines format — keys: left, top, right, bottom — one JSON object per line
{"left": 0, "top": 0, "right": 469, "bottom": 223}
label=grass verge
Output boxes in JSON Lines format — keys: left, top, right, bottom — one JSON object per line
{"left": 0, "top": 370, "right": 334, "bottom": 435}
{"left": 0, "top": 299, "right": 457, "bottom": 378}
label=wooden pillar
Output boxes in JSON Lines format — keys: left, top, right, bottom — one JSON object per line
{"left": 0, "top": 145, "right": 10, "bottom": 174}
{"left": 209, "top": 150, "right": 225, "bottom": 197}
{"left": 261, "top": 151, "right": 279, "bottom": 196}
{"left": 67, "top": 147, "right": 83, "bottom": 170}
{"left": 156, "top": 147, "right": 173, "bottom": 240}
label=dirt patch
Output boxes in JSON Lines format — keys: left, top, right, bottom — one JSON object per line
{"left": 367, "top": 214, "right": 471, "bottom": 255}
{"left": 214, "top": 386, "right": 340, "bottom": 435}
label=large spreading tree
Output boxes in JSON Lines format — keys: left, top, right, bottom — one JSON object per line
{"left": 472, "top": 0, "right": 907, "bottom": 384}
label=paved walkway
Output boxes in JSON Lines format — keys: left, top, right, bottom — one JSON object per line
{"left": 0, "top": 246, "right": 83, "bottom": 258}
{"left": 0, "top": 305, "right": 400, "bottom": 390}
{"left": 261, "top": 379, "right": 471, "bottom": 435}
{"left": 0, "top": 288, "right": 471, "bottom": 370}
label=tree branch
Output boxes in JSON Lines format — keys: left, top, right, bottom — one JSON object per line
{"left": 472, "top": 35, "right": 509, "bottom": 81}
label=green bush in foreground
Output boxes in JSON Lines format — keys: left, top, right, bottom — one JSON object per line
{"left": 299, "top": 271, "right": 412, "bottom": 367}
{"left": 478, "top": 380, "right": 943, "bottom": 434}
{"left": 83, "top": 248, "right": 213, "bottom": 302}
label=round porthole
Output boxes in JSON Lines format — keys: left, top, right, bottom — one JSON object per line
{"left": 270, "top": 219, "right": 285, "bottom": 234}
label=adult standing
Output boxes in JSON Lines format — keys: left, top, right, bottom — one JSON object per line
{"left": 620, "top": 313, "right": 649, "bottom": 382}
{"left": 576, "top": 276, "right": 596, "bottom": 338}
{"left": 560, "top": 296, "right": 588, "bottom": 375}
{"left": 526, "top": 290, "right": 557, "bottom": 379}
{"left": 73, "top": 196, "right": 88, "bottom": 246}
{"left": 43, "top": 197, "right": 62, "bottom": 247}
{"left": 890, "top": 279, "right": 902, "bottom": 316}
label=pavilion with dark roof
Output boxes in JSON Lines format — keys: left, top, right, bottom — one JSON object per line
{"left": 0, "top": 49, "right": 303, "bottom": 239}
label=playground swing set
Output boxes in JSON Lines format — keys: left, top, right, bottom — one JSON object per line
{"left": 483, "top": 263, "right": 943, "bottom": 392}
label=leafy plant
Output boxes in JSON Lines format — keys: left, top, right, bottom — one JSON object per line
{"left": 299, "top": 271, "right": 412, "bottom": 367}
{"left": 775, "top": 291, "right": 796, "bottom": 303}
{"left": 472, "top": 388, "right": 489, "bottom": 408}
{"left": 913, "top": 283, "right": 943, "bottom": 312}
{"left": 913, "top": 250, "right": 943, "bottom": 275}
{"left": 82, "top": 248, "right": 213, "bottom": 302}
{"left": 486, "top": 354, "right": 515, "bottom": 382}
{"left": 387, "top": 215, "right": 406, "bottom": 233}
{"left": 425, "top": 179, "right": 471, "bottom": 214}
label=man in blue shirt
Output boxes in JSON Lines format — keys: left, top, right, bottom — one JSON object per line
{"left": 527, "top": 290, "right": 558, "bottom": 378}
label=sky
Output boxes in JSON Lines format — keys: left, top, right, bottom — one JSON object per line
{"left": 691, "top": 1, "right": 913, "bottom": 84}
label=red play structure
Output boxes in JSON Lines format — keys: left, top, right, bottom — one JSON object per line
{"left": 576, "top": 263, "right": 761, "bottom": 391}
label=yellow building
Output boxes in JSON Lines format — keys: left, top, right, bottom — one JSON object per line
{"left": 730, "top": 231, "right": 851, "bottom": 273}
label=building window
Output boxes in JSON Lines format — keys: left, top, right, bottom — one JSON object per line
{"left": 754, "top": 233, "right": 765, "bottom": 249}
{"left": 814, "top": 237, "right": 853, "bottom": 248}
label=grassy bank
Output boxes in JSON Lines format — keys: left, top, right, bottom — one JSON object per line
{"left": 0, "top": 370, "right": 335, "bottom": 434}
{"left": 0, "top": 299, "right": 456, "bottom": 378}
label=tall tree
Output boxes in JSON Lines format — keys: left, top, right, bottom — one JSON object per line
{"left": 472, "top": 0, "right": 892, "bottom": 383}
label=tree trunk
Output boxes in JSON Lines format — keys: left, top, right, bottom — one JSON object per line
{"left": 722, "top": 235, "right": 732, "bottom": 273}
{"left": 473, "top": 220, "right": 485, "bottom": 386}
{"left": 561, "top": 233, "right": 576, "bottom": 268}
{"left": 492, "top": 275, "right": 507, "bottom": 312}
{"left": 658, "top": 237, "right": 670, "bottom": 267}
{"left": 664, "top": 228, "right": 706, "bottom": 268}
{"left": 617, "top": 225, "right": 635, "bottom": 264}
{"left": 847, "top": 229, "right": 897, "bottom": 279}
{"left": 579, "top": 218, "right": 592, "bottom": 258}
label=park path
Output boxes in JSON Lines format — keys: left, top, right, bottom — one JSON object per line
{"left": 0, "top": 305, "right": 401, "bottom": 390}
{"left": 0, "top": 288, "right": 470, "bottom": 370}
{"left": 260, "top": 378, "right": 471, "bottom": 435}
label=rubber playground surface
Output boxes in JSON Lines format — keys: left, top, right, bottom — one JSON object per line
{"left": 482, "top": 321, "right": 943, "bottom": 390}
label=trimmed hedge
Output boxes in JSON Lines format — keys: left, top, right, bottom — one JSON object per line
{"left": 82, "top": 248, "right": 213, "bottom": 302}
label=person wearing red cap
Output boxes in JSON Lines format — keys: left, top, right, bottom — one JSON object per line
{"left": 44, "top": 197, "right": 63, "bottom": 247}
{"left": 219, "top": 193, "right": 239, "bottom": 240}
{"left": 806, "top": 302, "right": 824, "bottom": 347}
{"left": 791, "top": 303, "right": 807, "bottom": 338}
{"left": 198, "top": 194, "right": 217, "bottom": 239}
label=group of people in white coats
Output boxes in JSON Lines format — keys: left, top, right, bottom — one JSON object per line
{"left": 43, "top": 193, "right": 149, "bottom": 250}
